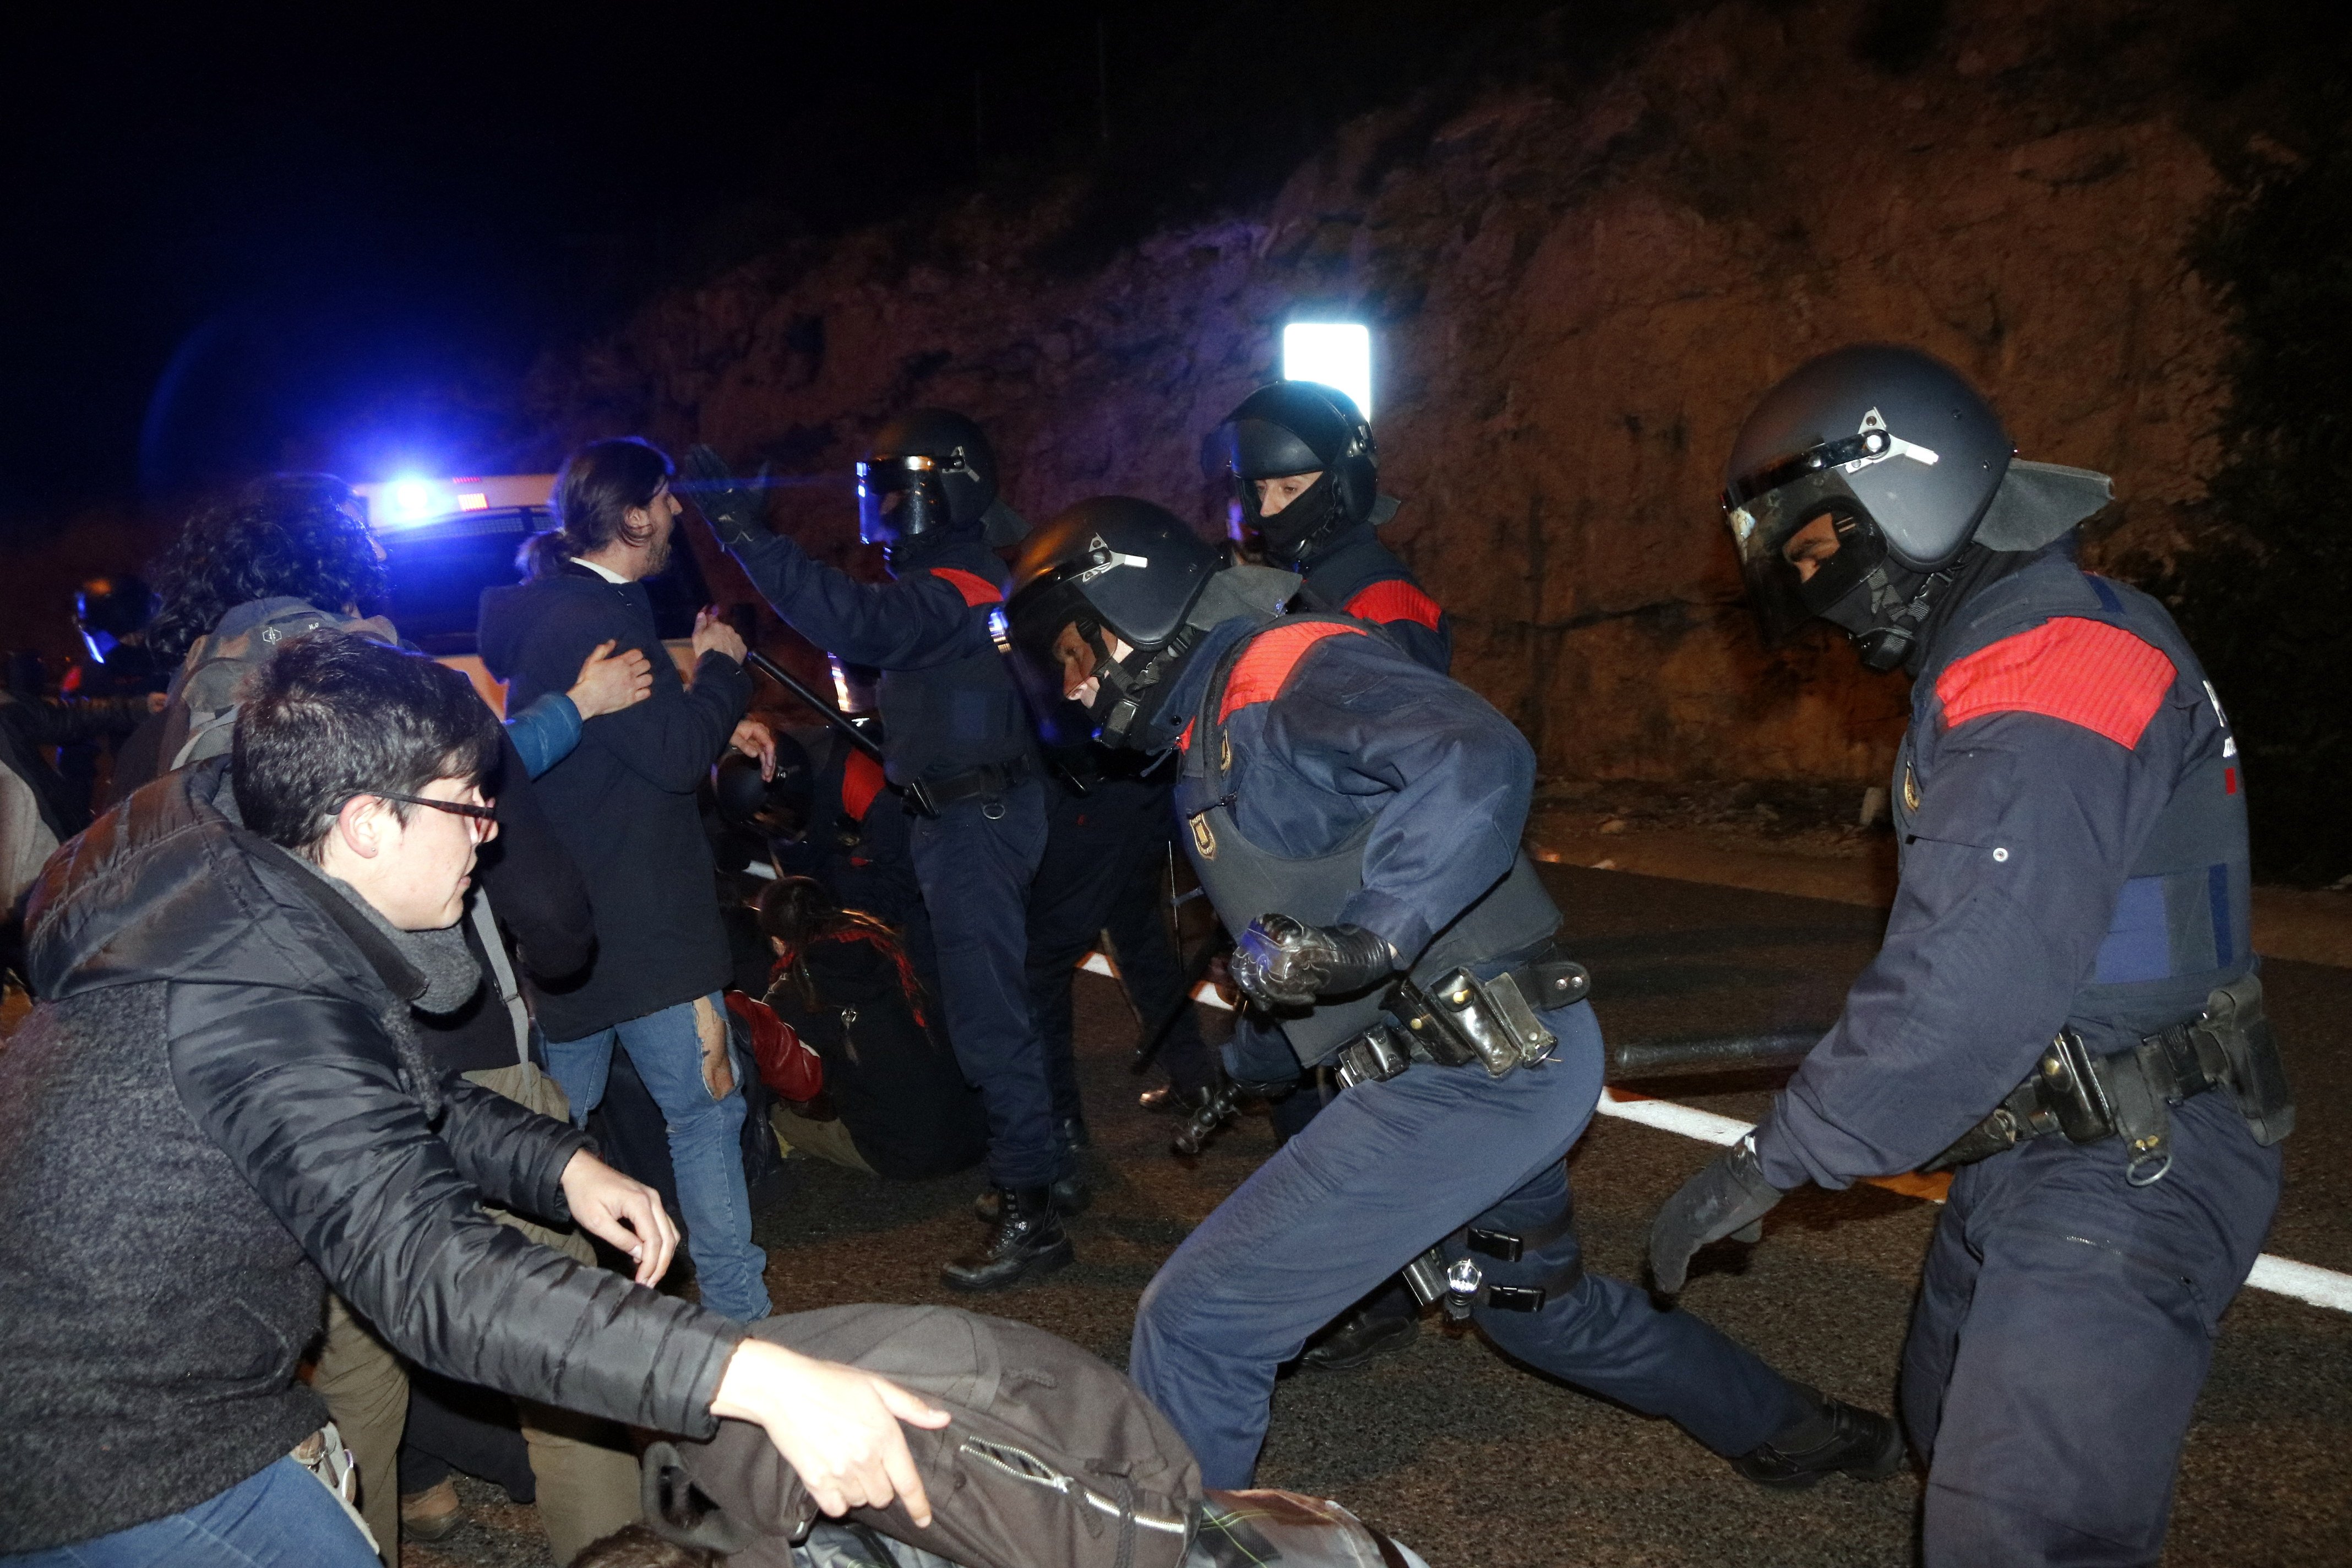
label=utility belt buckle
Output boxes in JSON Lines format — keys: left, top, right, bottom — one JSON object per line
{"left": 1390, "top": 966, "right": 1557, "bottom": 1079}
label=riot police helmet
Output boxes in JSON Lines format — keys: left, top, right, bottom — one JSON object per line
{"left": 857, "top": 410, "right": 1028, "bottom": 556}
{"left": 712, "top": 733, "right": 815, "bottom": 839}
{"left": 74, "top": 573, "right": 158, "bottom": 662}
{"left": 1007, "top": 496, "right": 1223, "bottom": 745}
{"left": 1722, "top": 345, "right": 2015, "bottom": 669}
{"left": 1216, "top": 380, "right": 1382, "bottom": 567}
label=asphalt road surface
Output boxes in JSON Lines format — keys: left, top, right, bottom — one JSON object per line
{"left": 416, "top": 865, "right": 2350, "bottom": 1567}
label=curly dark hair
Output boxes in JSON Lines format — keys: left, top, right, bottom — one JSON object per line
{"left": 148, "top": 473, "right": 388, "bottom": 662}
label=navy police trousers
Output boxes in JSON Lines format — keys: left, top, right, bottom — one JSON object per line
{"left": 905, "top": 779, "right": 1060, "bottom": 1191}
{"left": 1130, "top": 1001, "right": 1815, "bottom": 1486}
{"left": 1027, "top": 773, "right": 1215, "bottom": 1113}
{"left": 1902, "top": 1090, "right": 2280, "bottom": 1565}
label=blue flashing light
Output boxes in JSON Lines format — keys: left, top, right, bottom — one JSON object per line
{"left": 1282, "top": 323, "right": 1373, "bottom": 418}
{"left": 390, "top": 478, "right": 436, "bottom": 520}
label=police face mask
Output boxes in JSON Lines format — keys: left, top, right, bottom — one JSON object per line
{"left": 1246, "top": 469, "right": 1342, "bottom": 568}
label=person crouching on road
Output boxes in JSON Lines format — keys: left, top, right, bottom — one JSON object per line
{"left": 478, "top": 437, "right": 778, "bottom": 1324}
{"left": 0, "top": 630, "right": 946, "bottom": 1567}
{"left": 1003, "top": 497, "right": 1906, "bottom": 1491}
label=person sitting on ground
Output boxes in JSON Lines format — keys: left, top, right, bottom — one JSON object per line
{"left": 754, "top": 877, "right": 987, "bottom": 1182}
{"left": 0, "top": 630, "right": 946, "bottom": 1568}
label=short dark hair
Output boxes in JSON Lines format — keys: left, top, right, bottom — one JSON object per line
{"left": 148, "top": 473, "right": 388, "bottom": 662}
{"left": 568, "top": 1523, "right": 718, "bottom": 1568}
{"left": 520, "top": 437, "right": 674, "bottom": 579}
{"left": 232, "top": 630, "right": 499, "bottom": 857}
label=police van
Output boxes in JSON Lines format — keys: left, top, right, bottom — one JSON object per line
{"left": 351, "top": 473, "right": 714, "bottom": 713}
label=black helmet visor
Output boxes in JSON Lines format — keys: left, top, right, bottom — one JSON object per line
{"left": 1724, "top": 467, "right": 1889, "bottom": 647}
{"left": 856, "top": 455, "right": 952, "bottom": 546}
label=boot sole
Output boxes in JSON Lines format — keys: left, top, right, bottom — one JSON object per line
{"left": 940, "top": 1238, "right": 1076, "bottom": 1293}
{"left": 400, "top": 1510, "right": 465, "bottom": 1542}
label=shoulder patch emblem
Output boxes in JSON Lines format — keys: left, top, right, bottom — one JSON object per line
{"left": 1934, "top": 617, "right": 2175, "bottom": 749}
{"left": 1902, "top": 763, "right": 1920, "bottom": 815}
{"left": 1189, "top": 812, "right": 1217, "bottom": 861}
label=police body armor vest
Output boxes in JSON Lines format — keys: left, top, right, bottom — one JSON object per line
{"left": 1898, "top": 561, "right": 2253, "bottom": 1049}
{"left": 1178, "top": 616, "right": 1560, "bottom": 1064}
{"left": 875, "top": 544, "right": 1037, "bottom": 786}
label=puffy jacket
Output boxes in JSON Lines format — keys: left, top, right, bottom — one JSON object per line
{"left": 0, "top": 760, "right": 744, "bottom": 1551}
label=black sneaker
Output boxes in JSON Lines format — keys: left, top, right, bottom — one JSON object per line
{"left": 942, "top": 1187, "right": 1075, "bottom": 1292}
{"left": 1732, "top": 1390, "right": 1907, "bottom": 1489}
{"left": 1298, "top": 1306, "right": 1420, "bottom": 1372}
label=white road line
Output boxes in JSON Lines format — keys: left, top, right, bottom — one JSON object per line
{"left": 1592, "top": 1088, "right": 2352, "bottom": 1317}
{"left": 1076, "top": 953, "right": 2352, "bottom": 1315}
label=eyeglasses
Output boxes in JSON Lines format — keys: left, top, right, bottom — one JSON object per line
{"left": 366, "top": 791, "right": 499, "bottom": 840}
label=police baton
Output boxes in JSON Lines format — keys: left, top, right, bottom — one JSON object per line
{"left": 1605, "top": 1030, "right": 1823, "bottom": 1081}
{"left": 742, "top": 650, "right": 887, "bottom": 764}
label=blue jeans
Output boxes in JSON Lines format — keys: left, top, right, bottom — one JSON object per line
{"left": 906, "top": 781, "right": 1059, "bottom": 1190}
{"left": 1131, "top": 1002, "right": 1812, "bottom": 1487}
{"left": 546, "top": 995, "right": 771, "bottom": 1321}
{"left": 2, "top": 1456, "right": 378, "bottom": 1567}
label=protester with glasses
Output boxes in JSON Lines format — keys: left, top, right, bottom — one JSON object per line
{"left": 0, "top": 631, "right": 946, "bottom": 1568}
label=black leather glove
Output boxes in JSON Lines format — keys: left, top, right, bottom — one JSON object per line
{"left": 1646, "top": 1135, "right": 1785, "bottom": 1294}
{"left": 681, "top": 444, "right": 769, "bottom": 548}
{"left": 1229, "top": 914, "right": 1395, "bottom": 1010}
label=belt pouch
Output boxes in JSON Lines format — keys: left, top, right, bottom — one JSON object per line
{"left": 2204, "top": 973, "right": 2295, "bottom": 1144}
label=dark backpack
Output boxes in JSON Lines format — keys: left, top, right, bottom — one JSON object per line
{"left": 764, "top": 934, "right": 986, "bottom": 1181}
{"left": 645, "top": 1304, "right": 1202, "bottom": 1568}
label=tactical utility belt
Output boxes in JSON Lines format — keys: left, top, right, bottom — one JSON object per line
{"left": 906, "top": 756, "right": 1032, "bottom": 817}
{"left": 1330, "top": 947, "right": 1592, "bottom": 1089}
{"left": 1925, "top": 973, "right": 2294, "bottom": 1185}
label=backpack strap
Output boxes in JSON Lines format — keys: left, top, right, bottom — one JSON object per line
{"left": 468, "top": 894, "right": 532, "bottom": 1066}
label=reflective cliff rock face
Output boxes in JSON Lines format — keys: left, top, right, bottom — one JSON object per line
{"left": 532, "top": 0, "right": 2229, "bottom": 787}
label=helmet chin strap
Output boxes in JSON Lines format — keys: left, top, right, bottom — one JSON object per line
{"left": 1085, "top": 626, "right": 1200, "bottom": 748}
{"left": 1822, "top": 561, "right": 1958, "bottom": 673}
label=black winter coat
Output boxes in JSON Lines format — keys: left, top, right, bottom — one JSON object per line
{"left": 478, "top": 565, "right": 750, "bottom": 1038}
{"left": 0, "top": 761, "right": 744, "bottom": 1551}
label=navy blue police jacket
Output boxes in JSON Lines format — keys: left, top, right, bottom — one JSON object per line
{"left": 1164, "top": 614, "right": 1532, "bottom": 963}
{"left": 1753, "top": 546, "right": 2252, "bottom": 1191}
{"left": 1293, "top": 522, "right": 1453, "bottom": 675}
{"left": 723, "top": 529, "right": 1033, "bottom": 787}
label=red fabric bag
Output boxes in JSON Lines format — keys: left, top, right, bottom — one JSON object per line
{"left": 727, "top": 990, "right": 823, "bottom": 1103}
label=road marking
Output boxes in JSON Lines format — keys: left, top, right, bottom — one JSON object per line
{"left": 1077, "top": 954, "right": 2352, "bottom": 1314}
{"left": 1593, "top": 1088, "right": 2352, "bottom": 1315}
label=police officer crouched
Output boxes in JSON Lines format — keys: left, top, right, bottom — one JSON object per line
{"left": 1008, "top": 497, "right": 1903, "bottom": 1490}
{"left": 687, "top": 416, "right": 1073, "bottom": 1291}
{"left": 1213, "top": 384, "right": 1455, "bottom": 1371}
{"left": 1651, "top": 345, "right": 2292, "bottom": 1565}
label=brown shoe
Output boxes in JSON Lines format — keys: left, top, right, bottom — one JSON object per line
{"left": 399, "top": 1476, "right": 464, "bottom": 1541}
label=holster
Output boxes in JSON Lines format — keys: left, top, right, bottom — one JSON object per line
{"left": 1365, "top": 948, "right": 1591, "bottom": 1081}
{"left": 1925, "top": 973, "right": 2294, "bottom": 1183}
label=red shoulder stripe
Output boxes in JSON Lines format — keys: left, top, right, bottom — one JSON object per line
{"left": 1344, "top": 578, "right": 1443, "bottom": 633}
{"left": 929, "top": 567, "right": 1003, "bottom": 607}
{"left": 841, "top": 748, "right": 888, "bottom": 821}
{"left": 1935, "top": 617, "right": 2175, "bottom": 749}
{"left": 1219, "top": 622, "right": 1369, "bottom": 725}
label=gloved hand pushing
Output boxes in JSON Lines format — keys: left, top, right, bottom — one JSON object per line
{"left": 1646, "top": 1134, "right": 1785, "bottom": 1294}
{"left": 1230, "top": 913, "right": 1395, "bottom": 1010}
{"left": 683, "top": 444, "right": 770, "bottom": 548}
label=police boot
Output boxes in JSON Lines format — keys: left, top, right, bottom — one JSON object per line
{"left": 942, "top": 1186, "right": 1075, "bottom": 1292}
{"left": 971, "top": 1170, "right": 1091, "bottom": 1223}
{"left": 1297, "top": 1301, "right": 1419, "bottom": 1373}
{"left": 1730, "top": 1387, "right": 1907, "bottom": 1489}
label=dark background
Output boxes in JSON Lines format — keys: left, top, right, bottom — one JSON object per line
{"left": 0, "top": 0, "right": 1592, "bottom": 531}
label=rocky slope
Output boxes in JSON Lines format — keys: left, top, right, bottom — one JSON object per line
{"left": 531, "top": 0, "right": 2240, "bottom": 786}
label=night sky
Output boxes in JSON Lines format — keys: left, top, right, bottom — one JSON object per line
{"left": 3, "top": 2, "right": 1529, "bottom": 538}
